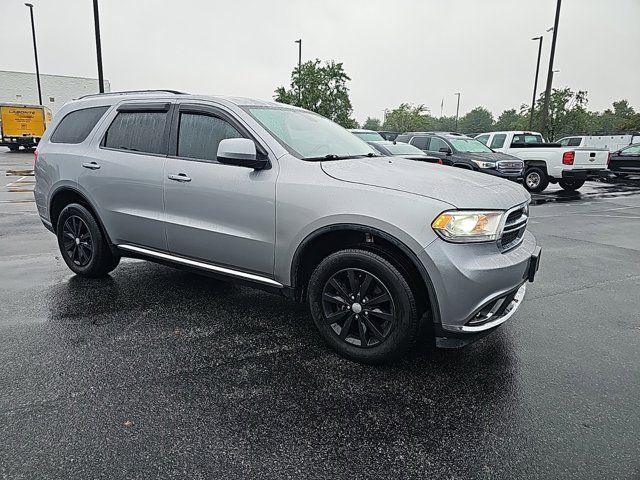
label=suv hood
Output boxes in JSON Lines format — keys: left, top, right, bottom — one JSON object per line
{"left": 321, "top": 157, "right": 529, "bottom": 209}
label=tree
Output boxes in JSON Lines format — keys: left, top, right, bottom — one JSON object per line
{"left": 458, "top": 107, "right": 494, "bottom": 134}
{"left": 382, "top": 104, "right": 435, "bottom": 132}
{"left": 362, "top": 117, "right": 382, "bottom": 131}
{"left": 495, "top": 109, "right": 527, "bottom": 131}
{"left": 274, "top": 59, "right": 358, "bottom": 128}
{"left": 432, "top": 116, "right": 457, "bottom": 131}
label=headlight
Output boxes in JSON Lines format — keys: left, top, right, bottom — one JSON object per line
{"left": 471, "top": 160, "right": 496, "bottom": 169}
{"left": 432, "top": 210, "right": 504, "bottom": 242}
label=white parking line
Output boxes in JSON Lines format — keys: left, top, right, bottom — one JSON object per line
{"left": 4, "top": 176, "right": 27, "bottom": 188}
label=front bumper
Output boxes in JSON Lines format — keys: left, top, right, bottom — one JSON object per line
{"left": 482, "top": 168, "right": 524, "bottom": 182}
{"left": 419, "top": 231, "right": 539, "bottom": 343}
{"left": 0, "top": 136, "right": 40, "bottom": 147}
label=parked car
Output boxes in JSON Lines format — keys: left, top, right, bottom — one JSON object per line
{"left": 348, "top": 129, "right": 385, "bottom": 141}
{"left": 608, "top": 143, "right": 640, "bottom": 177}
{"left": 377, "top": 131, "right": 401, "bottom": 141}
{"left": 475, "top": 131, "right": 609, "bottom": 192}
{"left": 396, "top": 132, "right": 524, "bottom": 181}
{"left": 368, "top": 140, "right": 442, "bottom": 164}
{"left": 556, "top": 133, "right": 640, "bottom": 152}
{"left": 34, "top": 91, "right": 541, "bottom": 364}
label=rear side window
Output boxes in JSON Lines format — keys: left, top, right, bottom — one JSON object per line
{"left": 177, "top": 113, "right": 242, "bottom": 161}
{"left": 567, "top": 137, "right": 582, "bottom": 147}
{"left": 410, "top": 137, "right": 429, "bottom": 150}
{"left": 50, "top": 106, "right": 109, "bottom": 144}
{"left": 428, "top": 137, "right": 449, "bottom": 152}
{"left": 103, "top": 111, "right": 168, "bottom": 155}
{"left": 490, "top": 134, "right": 507, "bottom": 149}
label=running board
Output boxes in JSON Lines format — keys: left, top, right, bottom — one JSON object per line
{"left": 117, "top": 244, "right": 283, "bottom": 288}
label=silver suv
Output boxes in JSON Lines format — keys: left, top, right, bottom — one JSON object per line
{"left": 34, "top": 91, "right": 541, "bottom": 363}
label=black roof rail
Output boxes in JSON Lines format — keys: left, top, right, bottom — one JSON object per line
{"left": 78, "top": 89, "right": 188, "bottom": 100}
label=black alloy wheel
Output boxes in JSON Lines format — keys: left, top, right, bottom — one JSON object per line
{"left": 62, "top": 215, "right": 94, "bottom": 267}
{"left": 321, "top": 268, "right": 396, "bottom": 348}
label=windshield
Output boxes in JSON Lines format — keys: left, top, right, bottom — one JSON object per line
{"left": 383, "top": 142, "right": 425, "bottom": 155}
{"left": 246, "top": 107, "right": 377, "bottom": 160}
{"left": 352, "top": 131, "right": 385, "bottom": 141}
{"left": 449, "top": 138, "right": 493, "bottom": 153}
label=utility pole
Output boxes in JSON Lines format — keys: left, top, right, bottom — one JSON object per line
{"left": 540, "top": 0, "right": 562, "bottom": 136}
{"left": 93, "top": 0, "right": 105, "bottom": 93}
{"left": 529, "top": 36, "right": 543, "bottom": 130}
{"left": 454, "top": 93, "right": 461, "bottom": 131}
{"left": 24, "top": 3, "right": 42, "bottom": 105}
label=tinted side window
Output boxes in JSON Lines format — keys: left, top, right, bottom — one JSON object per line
{"left": 558, "top": 138, "right": 569, "bottom": 146}
{"left": 428, "top": 137, "right": 449, "bottom": 152}
{"left": 490, "top": 134, "right": 507, "bottom": 149}
{"left": 476, "top": 134, "right": 490, "bottom": 145}
{"left": 177, "top": 113, "right": 243, "bottom": 161}
{"left": 395, "top": 134, "right": 411, "bottom": 143}
{"left": 568, "top": 137, "right": 582, "bottom": 147}
{"left": 104, "top": 111, "right": 168, "bottom": 155}
{"left": 410, "top": 136, "right": 429, "bottom": 150}
{"left": 50, "top": 106, "right": 109, "bottom": 144}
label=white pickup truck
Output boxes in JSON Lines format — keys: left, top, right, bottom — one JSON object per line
{"left": 474, "top": 131, "right": 609, "bottom": 192}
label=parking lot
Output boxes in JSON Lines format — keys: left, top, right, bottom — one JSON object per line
{"left": 1, "top": 147, "right": 639, "bottom": 479}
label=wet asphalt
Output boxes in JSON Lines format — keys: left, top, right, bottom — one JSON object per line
{"left": 1, "top": 148, "right": 639, "bottom": 479}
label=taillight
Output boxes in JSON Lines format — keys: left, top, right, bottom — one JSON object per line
{"left": 34, "top": 149, "right": 38, "bottom": 165}
{"left": 562, "top": 151, "right": 574, "bottom": 165}
{"left": 437, "top": 159, "right": 443, "bottom": 165}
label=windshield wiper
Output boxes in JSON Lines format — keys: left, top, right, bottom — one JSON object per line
{"left": 304, "top": 152, "right": 380, "bottom": 161}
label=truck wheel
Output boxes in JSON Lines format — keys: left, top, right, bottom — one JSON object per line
{"left": 559, "top": 179, "right": 585, "bottom": 191}
{"left": 524, "top": 167, "right": 549, "bottom": 193}
{"left": 308, "top": 249, "right": 420, "bottom": 364}
{"left": 8, "top": 145, "right": 19, "bottom": 152}
{"left": 56, "top": 203, "right": 120, "bottom": 277}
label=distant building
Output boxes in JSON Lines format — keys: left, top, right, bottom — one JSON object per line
{"left": 0, "top": 70, "right": 110, "bottom": 114}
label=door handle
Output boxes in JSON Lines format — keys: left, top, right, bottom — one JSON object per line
{"left": 167, "top": 173, "right": 191, "bottom": 182}
{"left": 82, "top": 161, "right": 101, "bottom": 170}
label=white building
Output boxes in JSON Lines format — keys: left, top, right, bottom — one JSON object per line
{"left": 0, "top": 70, "right": 111, "bottom": 114}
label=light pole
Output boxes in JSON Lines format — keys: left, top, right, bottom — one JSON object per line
{"left": 454, "top": 92, "right": 461, "bottom": 131}
{"left": 92, "top": 0, "right": 105, "bottom": 93}
{"left": 529, "top": 36, "right": 543, "bottom": 130}
{"left": 24, "top": 3, "right": 42, "bottom": 105}
{"left": 540, "top": 0, "right": 562, "bottom": 136}
{"left": 294, "top": 39, "right": 302, "bottom": 101}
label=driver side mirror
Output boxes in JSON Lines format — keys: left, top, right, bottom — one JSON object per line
{"left": 217, "top": 138, "right": 268, "bottom": 170}
{"left": 439, "top": 146, "right": 452, "bottom": 155}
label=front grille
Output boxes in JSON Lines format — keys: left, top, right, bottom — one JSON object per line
{"left": 496, "top": 160, "right": 524, "bottom": 174}
{"left": 498, "top": 204, "right": 528, "bottom": 252}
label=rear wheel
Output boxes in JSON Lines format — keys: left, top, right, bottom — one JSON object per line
{"left": 8, "top": 145, "right": 19, "bottom": 152}
{"left": 559, "top": 178, "right": 585, "bottom": 191}
{"left": 308, "top": 249, "right": 420, "bottom": 364}
{"left": 56, "top": 203, "right": 120, "bottom": 277}
{"left": 524, "top": 167, "right": 549, "bottom": 192}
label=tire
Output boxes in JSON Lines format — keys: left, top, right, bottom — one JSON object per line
{"left": 308, "top": 249, "right": 420, "bottom": 364}
{"left": 524, "top": 167, "right": 549, "bottom": 192}
{"left": 56, "top": 203, "right": 120, "bottom": 277}
{"left": 8, "top": 145, "right": 19, "bottom": 152}
{"left": 558, "top": 178, "right": 585, "bottom": 191}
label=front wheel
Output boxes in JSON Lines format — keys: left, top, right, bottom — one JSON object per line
{"left": 558, "top": 178, "right": 585, "bottom": 191}
{"left": 8, "top": 145, "right": 19, "bottom": 152}
{"left": 524, "top": 167, "right": 549, "bottom": 192}
{"left": 56, "top": 203, "right": 120, "bottom": 277}
{"left": 308, "top": 249, "right": 420, "bottom": 364}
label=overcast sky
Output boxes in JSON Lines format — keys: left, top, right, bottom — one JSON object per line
{"left": 2, "top": 0, "right": 639, "bottom": 123}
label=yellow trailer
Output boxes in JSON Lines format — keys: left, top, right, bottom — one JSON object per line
{"left": 0, "top": 104, "right": 52, "bottom": 150}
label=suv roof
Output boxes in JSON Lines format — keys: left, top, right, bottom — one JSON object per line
{"left": 69, "top": 90, "right": 298, "bottom": 110}
{"left": 405, "top": 132, "right": 469, "bottom": 138}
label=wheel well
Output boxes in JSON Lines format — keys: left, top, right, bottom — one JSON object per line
{"left": 524, "top": 161, "right": 548, "bottom": 175}
{"left": 49, "top": 189, "right": 109, "bottom": 241}
{"left": 292, "top": 228, "right": 432, "bottom": 317}
{"left": 453, "top": 163, "right": 473, "bottom": 169}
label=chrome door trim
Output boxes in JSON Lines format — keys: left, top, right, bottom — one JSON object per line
{"left": 117, "top": 244, "right": 283, "bottom": 287}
